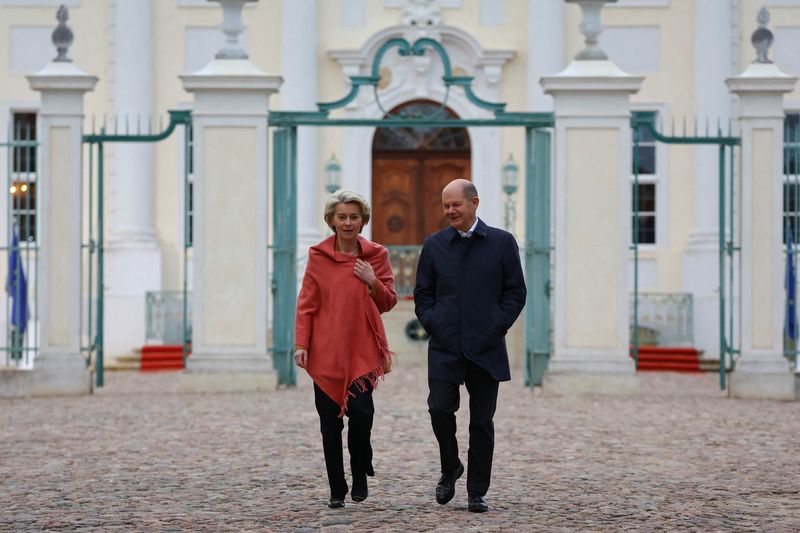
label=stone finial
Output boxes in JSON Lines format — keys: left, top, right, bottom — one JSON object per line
{"left": 566, "top": 0, "right": 616, "bottom": 61}
{"left": 52, "top": 4, "right": 74, "bottom": 62}
{"left": 751, "top": 7, "right": 774, "bottom": 64}
{"left": 209, "top": 0, "right": 256, "bottom": 60}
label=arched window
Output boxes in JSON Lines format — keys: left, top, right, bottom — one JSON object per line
{"left": 373, "top": 101, "right": 470, "bottom": 152}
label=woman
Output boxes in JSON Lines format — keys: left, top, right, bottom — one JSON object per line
{"left": 294, "top": 190, "right": 397, "bottom": 509}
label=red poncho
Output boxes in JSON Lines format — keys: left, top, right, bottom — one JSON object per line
{"left": 295, "top": 235, "right": 397, "bottom": 415}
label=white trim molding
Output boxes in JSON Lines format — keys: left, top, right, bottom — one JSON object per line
{"left": 630, "top": 102, "right": 669, "bottom": 251}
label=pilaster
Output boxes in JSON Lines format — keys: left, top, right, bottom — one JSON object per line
{"left": 179, "top": 0, "right": 282, "bottom": 392}
{"left": 540, "top": 0, "right": 643, "bottom": 394}
{"left": 281, "top": 0, "right": 320, "bottom": 267}
{"left": 726, "top": 8, "right": 799, "bottom": 400}
{"left": 527, "top": 0, "right": 564, "bottom": 111}
{"left": 24, "top": 8, "right": 96, "bottom": 395}
{"left": 105, "top": 0, "right": 160, "bottom": 363}
{"left": 685, "top": 0, "right": 734, "bottom": 361}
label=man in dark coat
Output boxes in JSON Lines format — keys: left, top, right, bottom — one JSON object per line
{"left": 414, "top": 178, "right": 527, "bottom": 513}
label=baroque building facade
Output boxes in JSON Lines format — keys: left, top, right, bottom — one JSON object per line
{"left": 1, "top": 0, "right": 799, "bottom": 397}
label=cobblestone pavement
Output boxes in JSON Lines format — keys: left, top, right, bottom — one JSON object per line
{"left": 1, "top": 363, "right": 799, "bottom": 532}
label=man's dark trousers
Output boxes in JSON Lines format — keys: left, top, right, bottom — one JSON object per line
{"left": 428, "top": 359, "right": 499, "bottom": 497}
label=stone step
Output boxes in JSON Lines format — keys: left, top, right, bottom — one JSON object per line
{"left": 140, "top": 345, "right": 189, "bottom": 372}
{"left": 629, "top": 346, "right": 702, "bottom": 373}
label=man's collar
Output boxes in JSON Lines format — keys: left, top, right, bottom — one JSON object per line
{"left": 473, "top": 218, "right": 488, "bottom": 237}
{"left": 449, "top": 218, "right": 486, "bottom": 241}
{"left": 457, "top": 218, "right": 480, "bottom": 238}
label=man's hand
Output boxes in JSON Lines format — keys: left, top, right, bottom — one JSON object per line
{"left": 354, "top": 259, "right": 377, "bottom": 288}
{"left": 294, "top": 348, "right": 308, "bottom": 368}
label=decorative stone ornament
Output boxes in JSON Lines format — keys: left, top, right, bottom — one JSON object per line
{"left": 402, "top": 0, "right": 442, "bottom": 30}
{"left": 752, "top": 7, "right": 774, "bottom": 64}
{"left": 52, "top": 4, "right": 74, "bottom": 62}
{"left": 565, "top": 0, "right": 617, "bottom": 61}
{"left": 208, "top": 0, "right": 257, "bottom": 60}
{"left": 402, "top": 0, "right": 442, "bottom": 44}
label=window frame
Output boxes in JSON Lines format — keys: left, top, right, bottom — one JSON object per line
{"left": 8, "top": 109, "right": 39, "bottom": 244}
{"left": 176, "top": 105, "right": 194, "bottom": 250}
{"left": 630, "top": 106, "right": 667, "bottom": 250}
{"left": 783, "top": 110, "right": 800, "bottom": 245}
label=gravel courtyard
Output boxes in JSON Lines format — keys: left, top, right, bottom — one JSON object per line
{"left": 1, "top": 363, "right": 798, "bottom": 532}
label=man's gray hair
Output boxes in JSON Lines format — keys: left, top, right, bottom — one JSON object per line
{"left": 462, "top": 181, "right": 478, "bottom": 200}
{"left": 323, "top": 189, "right": 371, "bottom": 232}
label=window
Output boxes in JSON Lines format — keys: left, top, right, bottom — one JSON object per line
{"left": 632, "top": 183, "right": 656, "bottom": 245}
{"left": 10, "top": 112, "right": 37, "bottom": 242}
{"left": 185, "top": 125, "right": 194, "bottom": 247}
{"left": 632, "top": 111, "right": 657, "bottom": 245}
{"left": 187, "top": 182, "right": 194, "bottom": 246}
{"left": 784, "top": 113, "right": 800, "bottom": 244}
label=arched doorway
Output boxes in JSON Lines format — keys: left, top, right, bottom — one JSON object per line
{"left": 371, "top": 100, "right": 471, "bottom": 245}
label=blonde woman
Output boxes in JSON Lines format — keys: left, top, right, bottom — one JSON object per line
{"left": 294, "top": 190, "right": 397, "bottom": 508}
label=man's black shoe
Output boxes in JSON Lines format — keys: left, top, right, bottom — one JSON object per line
{"left": 328, "top": 497, "right": 345, "bottom": 509}
{"left": 467, "top": 495, "right": 489, "bottom": 513}
{"left": 435, "top": 461, "right": 464, "bottom": 504}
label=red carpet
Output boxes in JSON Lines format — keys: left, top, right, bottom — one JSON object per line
{"left": 140, "top": 345, "right": 189, "bottom": 372}
{"left": 630, "top": 346, "right": 702, "bottom": 373}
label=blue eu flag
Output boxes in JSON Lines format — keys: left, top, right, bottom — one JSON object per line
{"left": 785, "top": 228, "right": 797, "bottom": 343}
{"left": 6, "top": 225, "right": 29, "bottom": 335}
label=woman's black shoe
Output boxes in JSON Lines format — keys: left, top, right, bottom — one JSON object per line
{"left": 351, "top": 473, "right": 368, "bottom": 502}
{"left": 328, "top": 497, "right": 345, "bottom": 509}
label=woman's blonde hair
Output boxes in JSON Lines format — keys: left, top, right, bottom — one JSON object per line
{"left": 323, "top": 190, "right": 371, "bottom": 233}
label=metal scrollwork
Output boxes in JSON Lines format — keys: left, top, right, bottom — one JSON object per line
{"left": 316, "top": 37, "right": 505, "bottom": 117}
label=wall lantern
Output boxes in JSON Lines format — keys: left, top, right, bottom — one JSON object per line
{"left": 324, "top": 153, "right": 342, "bottom": 193}
{"left": 502, "top": 153, "right": 519, "bottom": 195}
{"left": 502, "top": 154, "right": 519, "bottom": 233}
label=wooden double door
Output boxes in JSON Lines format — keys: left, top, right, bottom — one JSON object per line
{"left": 372, "top": 154, "right": 470, "bottom": 245}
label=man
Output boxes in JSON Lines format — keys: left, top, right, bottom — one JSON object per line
{"left": 414, "top": 178, "right": 527, "bottom": 513}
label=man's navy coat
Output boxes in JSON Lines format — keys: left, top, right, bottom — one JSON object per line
{"left": 413, "top": 219, "right": 527, "bottom": 383}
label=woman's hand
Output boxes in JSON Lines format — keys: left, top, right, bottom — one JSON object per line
{"left": 354, "top": 259, "right": 377, "bottom": 288}
{"left": 294, "top": 348, "right": 308, "bottom": 368}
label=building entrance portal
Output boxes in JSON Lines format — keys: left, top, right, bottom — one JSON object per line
{"left": 268, "top": 35, "right": 554, "bottom": 389}
{"left": 371, "top": 101, "right": 470, "bottom": 245}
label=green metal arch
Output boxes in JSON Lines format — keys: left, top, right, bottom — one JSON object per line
{"left": 315, "top": 36, "right": 505, "bottom": 115}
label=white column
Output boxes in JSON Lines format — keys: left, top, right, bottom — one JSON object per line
{"left": 179, "top": 0, "right": 282, "bottom": 392}
{"left": 27, "top": 62, "right": 97, "bottom": 395}
{"left": 540, "top": 0, "right": 643, "bottom": 394}
{"left": 105, "top": 0, "right": 160, "bottom": 363}
{"left": 527, "top": 0, "right": 565, "bottom": 111}
{"left": 281, "top": 0, "right": 320, "bottom": 265}
{"left": 727, "top": 64, "right": 798, "bottom": 400}
{"left": 684, "top": 0, "right": 734, "bottom": 360}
